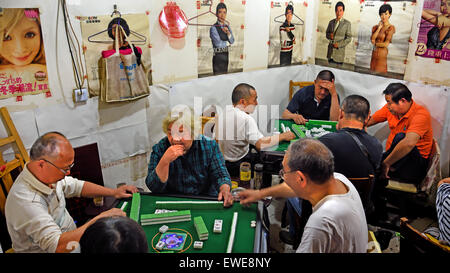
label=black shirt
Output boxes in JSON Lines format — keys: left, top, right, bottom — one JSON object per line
{"left": 318, "top": 127, "right": 383, "bottom": 178}
{"left": 286, "top": 85, "right": 337, "bottom": 120}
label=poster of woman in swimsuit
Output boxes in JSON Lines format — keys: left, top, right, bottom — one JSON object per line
{"left": 354, "top": 1, "right": 415, "bottom": 79}
{"left": 415, "top": 0, "right": 450, "bottom": 61}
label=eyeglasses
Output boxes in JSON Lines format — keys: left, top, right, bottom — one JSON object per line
{"left": 279, "top": 168, "right": 296, "bottom": 180}
{"left": 42, "top": 158, "right": 74, "bottom": 175}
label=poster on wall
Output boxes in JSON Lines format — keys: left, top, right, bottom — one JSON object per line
{"left": 0, "top": 8, "right": 50, "bottom": 99}
{"left": 315, "top": 0, "right": 360, "bottom": 71}
{"left": 80, "top": 14, "right": 152, "bottom": 97}
{"left": 268, "top": 1, "right": 307, "bottom": 68}
{"left": 195, "top": 0, "right": 245, "bottom": 77}
{"left": 415, "top": 0, "right": 450, "bottom": 61}
{"left": 354, "top": 1, "right": 415, "bottom": 79}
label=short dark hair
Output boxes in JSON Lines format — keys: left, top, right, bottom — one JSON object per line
{"left": 285, "top": 4, "right": 294, "bottom": 15}
{"left": 341, "top": 95, "right": 370, "bottom": 122}
{"left": 379, "top": 4, "right": 392, "bottom": 15}
{"left": 30, "top": 132, "right": 67, "bottom": 160}
{"left": 287, "top": 138, "right": 334, "bottom": 185}
{"left": 231, "top": 83, "right": 255, "bottom": 105}
{"left": 335, "top": 1, "right": 345, "bottom": 11}
{"left": 382, "top": 83, "right": 412, "bottom": 103}
{"left": 216, "top": 2, "right": 227, "bottom": 14}
{"left": 107, "top": 17, "right": 130, "bottom": 40}
{"left": 80, "top": 216, "right": 148, "bottom": 253}
{"left": 316, "top": 70, "right": 335, "bottom": 82}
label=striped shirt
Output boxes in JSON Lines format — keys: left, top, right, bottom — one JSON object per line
{"left": 436, "top": 183, "right": 450, "bottom": 243}
{"left": 146, "top": 135, "right": 231, "bottom": 196}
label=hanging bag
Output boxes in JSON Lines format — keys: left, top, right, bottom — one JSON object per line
{"left": 100, "top": 24, "right": 150, "bottom": 102}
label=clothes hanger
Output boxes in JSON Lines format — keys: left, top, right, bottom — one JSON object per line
{"left": 273, "top": 1, "right": 304, "bottom": 26}
{"left": 187, "top": 0, "right": 230, "bottom": 27}
{"left": 87, "top": 4, "right": 147, "bottom": 44}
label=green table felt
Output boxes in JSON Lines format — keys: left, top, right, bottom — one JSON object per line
{"left": 265, "top": 119, "right": 337, "bottom": 152}
{"left": 117, "top": 194, "right": 258, "bottom": 253}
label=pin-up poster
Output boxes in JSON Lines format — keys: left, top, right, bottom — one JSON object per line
{"left": 0, "top": 8, "right": 49, "bottom": 99}
{"left": 268, "top": 1, "right": 307, "bottom": 68}
{"left": 354, "top": 1, "right": 415, "bottom": 79}
{"left": 80, "top": 14, "right": 152, "bottom": 97}
{"left": 415, "top": 0, "right": 450, "bottom": 61}
{"left": 196, "top": 0, "right": 245, "bottom": 77}
{"left": 315, "top": 0, "right": 361, "bottom": 70}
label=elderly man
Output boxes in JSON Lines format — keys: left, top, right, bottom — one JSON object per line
{"left": 146, "top": 109, "right": 233, "bottom": 206}
{"left": 5, "top": 132, "right": 137, "bottom": 253}
{"left": 215, "top": 83, "right": 295, "bottom": 178}
{"left": 325, "top": 1, "right": 352, "bottom": 66}
{"left": 367, "top": 83, "right": 433, "bottom": 185}
{"left": 282, "top": 70, "right": 340, "bottom": 124}
{"left": 238, "top": 138, "right": 368, "bottom": 253}
{"left": 280, "top": 95, "right": 383, "bottom": 246}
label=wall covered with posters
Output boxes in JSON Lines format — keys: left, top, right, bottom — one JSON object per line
{"left": 0, "top": 0, "right": 448, "bottom": 188}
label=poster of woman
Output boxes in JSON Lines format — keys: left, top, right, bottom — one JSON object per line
{"left": 0, "top": 8, "right": 49, "bottom": 99}
{"left": 268, "top": 1, "right": 306, "bottom": 67}
{"left": 315, "top": 0, "right": 360, "bottom": 70}
{"left": 354, "top": 1, "right": 415, "bottom": 79}
{"left": 196, "top": 0, "right": 245, "bottom": 77}
{"left": 415, "top": 0, "right": 450, "bottom": 61}
{"left": 80, "top": 13, "right": 152, "bottom": 97}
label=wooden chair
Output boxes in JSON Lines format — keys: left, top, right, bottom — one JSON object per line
{"left": 0, "top": 107, "right": 30, "bottom": 215}
{"left": 384, "top": 139, "right": 441, "bottom": 218}
{"left": 201, "top": 116, "right": 215, "bottom": 139}
{"left": 289, "top": 81, "right": 314, "bottom": 100}
{"left": 348, "top": 175, "right": 375, "bottom": 215}
{"left": 400, "top": 217, "right": 450, "bottom": 253}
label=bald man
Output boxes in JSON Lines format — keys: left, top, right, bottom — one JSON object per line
{"left": 5, "top": 132, "right": 138, "bottom": 253}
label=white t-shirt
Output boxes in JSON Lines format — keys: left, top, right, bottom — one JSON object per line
{"left": 215, "top": 106, "right": 264, "bottom": 162}
{"left": 297, "top": 172, "right": 368, "bottom": 253}
{"left": 5, "top": 164, "right": 85, "bottom": 253}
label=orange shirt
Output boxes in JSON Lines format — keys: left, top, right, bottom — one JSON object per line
{"left": 371, "top": 100, "right": 433, "bottom": 159}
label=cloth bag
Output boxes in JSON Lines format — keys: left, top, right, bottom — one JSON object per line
{"left": 100, "top": 24, "right": 150, "bottom": 102}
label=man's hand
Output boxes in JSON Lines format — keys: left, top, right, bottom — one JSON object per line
{"left": 318, "top": 80, "right": 337, "bottom": 96}
{"left": 381, "top": 161, "right": 391, "bottom": 179}
{"left": 114, "top": 185, "right": 139, "bottom": 199}
{"left": 292, "top": 114, "right": 308, "bottom": 125}
{"left": 218, "top": 184, "right": 233, "bottom": 207}
{"left": 238, "top": 189, "right": 263, "bottom": 206}
{"left": 281, "top": 131, "right": 296, "bottom": 142}
{"left": 333, "top": 43, "right": 338, "bottom": 48}
{"left": 161, "top": 145, "right": 185, "bottom": 164}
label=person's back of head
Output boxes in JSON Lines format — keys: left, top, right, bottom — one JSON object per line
{"left": 382, "top": 82, "right": 412, "bottom": 103}
{"left": 287, "top": 138, "right": 334, "bottom": 185}
{"left": 80, "top": 216, "right": 148, "bottom": 253}
{"left": 341, "top": 95, "right": 370, "bottom": 123}
{"left": 316, "top": 70, "right": 335, "bottom": 82}
{"left": 231, "top": 83, "right": 255, "bottom": 105}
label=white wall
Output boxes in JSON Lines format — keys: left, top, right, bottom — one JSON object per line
{"left": 0, "top": 0, "right": 448, "bottom": 189}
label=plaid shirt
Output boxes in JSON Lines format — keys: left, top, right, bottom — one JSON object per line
{"left": 146, "top": 135, "right": 231, "bottom": 196}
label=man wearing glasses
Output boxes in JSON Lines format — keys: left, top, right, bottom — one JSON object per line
{"left": 5, "top": 132, "right": 138, "bottom": 253}
{"left": 238, "top": 138, "right": 367, "bottom": 253}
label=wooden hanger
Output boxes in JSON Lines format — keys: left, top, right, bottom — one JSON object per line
{"left": 187, "top": 0, "right": 230, "bottom": 27}
{"left": 87, "top": 5, "right": 147, "bottom": 44}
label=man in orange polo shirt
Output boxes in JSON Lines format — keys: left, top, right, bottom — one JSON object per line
{"left": 367, "top": 83, "right": 433, "bottom": 185}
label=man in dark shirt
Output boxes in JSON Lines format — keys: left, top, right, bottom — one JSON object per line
{"left": 280, "top": 94, "right": 382, "bottom": 246}
{"left": 282, "top": 70, "right": 340, "bottom": 124}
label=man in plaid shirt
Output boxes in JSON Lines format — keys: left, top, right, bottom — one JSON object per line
{"left": 146, "top": 110, "right": 233, "bottom": 207}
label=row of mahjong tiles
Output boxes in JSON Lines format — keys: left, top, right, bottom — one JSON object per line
{"left": 124, "top": 193, "right": 252, "bottom": 253}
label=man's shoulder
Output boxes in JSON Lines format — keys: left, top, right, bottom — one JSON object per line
{"left": 292, "top": 85, "right": 314, "bottom": 99}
